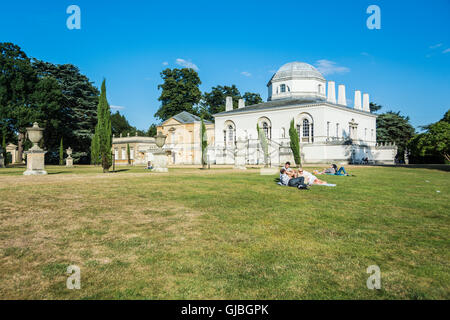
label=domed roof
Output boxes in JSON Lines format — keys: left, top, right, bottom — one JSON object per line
{"left": 271, "top": 62, "right": 325, "bottom": 82}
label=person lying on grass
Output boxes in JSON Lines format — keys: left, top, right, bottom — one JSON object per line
{"left": 280, "top": 168, "right": 309, "bottom": 189}
{"left": 316, "top": 164, "right": 349, "bottom": 176}
{"left": 298, "top": 168, "right": 328, "bottom": 185}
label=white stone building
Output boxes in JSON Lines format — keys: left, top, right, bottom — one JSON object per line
{"left": 213, "top": 62, "right": 396, "bottom": 165}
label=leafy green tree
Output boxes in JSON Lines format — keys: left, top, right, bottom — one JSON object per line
{"left": 243, "top": 92, "right": 263, "bottom": 106}
{"left": 93, "top": 80, "right": 112, "bottom": 172}
{"left": 370, "top": 102, "right": 382, "bottom": 113}
{"left": 200, "top": 117, "right": 208, "bottom": 168}
{"left": 155, "top": 68, "right": 202, "bottom": 121}
{"left": 147, "top": 124, "right": 157, "bottom": 137}
{"left": 289, "top": 118, "right": 301, "bottom": 167}
{"left": 111, "top": 111, "right": 134, "bottom": 136}
{"left": 377, "top": 111, "right": 415, "bottom": 160}
{"left": 201, "top": 85, "right": 241, "bottom": 120}
{"left": 257, "top": 124, "right": 269, "bottom": 167}
{"left": 408, "top": 110, "right": 450, "bottom": 163}
{"left": 59, "top": 137, "right": 63, "bottom": 165}
{"left": 32, "top": 60, "right": 99, "bottom": 161}
{"left": 32, "top": 76, "right": 66, "bottom": 153}
{"left": 0, "top": 43, "right": 38, "bottom": 160}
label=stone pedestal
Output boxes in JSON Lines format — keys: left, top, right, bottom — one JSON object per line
{"left": 23, "top": 122, "right": 47, "bottom": 175}
{"left": 151, "top": 150, "right": 168, "bottom": 173}
{"left": 65, "top": 147, "right": 74, "bottom": 167}
{"left": 234, "top": 138, "right": 247, "bottom": 170}
{"left": 66, "top": 157, "right": 74, "bottom": 167}
{"left": 23, "top": 150, "right": 47, "bottom": 175}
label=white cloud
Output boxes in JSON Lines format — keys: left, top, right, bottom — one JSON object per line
{"left": 430, "top": 43, "right": 443, "bottom": 49}
{"left": 241, "top": 71, "right": 251, "bottom": 77}
{"left": 162, "top": 61, "right": 168, "bottom": 66}
{"left": 315, "top": 60, "right": 350, "bottom": 76}
{"left": 175, "top": 58, "right": 199, "bottom": 71}
{"left": 110, "top": 105, "right": 125, "bottom": 110}
{"left": 443, "top": 48, "right": 450, "bottom": 54}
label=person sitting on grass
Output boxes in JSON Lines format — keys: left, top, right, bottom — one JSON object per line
{"left": 298, "top": 168, "right": 328, "bottom": 185}
{"left": 280, "top": 161, "right": 296, "bottom": 180}
{"left": 280, "top": 168, "right": 309, "bottom": 189}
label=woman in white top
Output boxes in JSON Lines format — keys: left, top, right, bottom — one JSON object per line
{"left": 298, "top": 168, "right": 328, "bottom": 185}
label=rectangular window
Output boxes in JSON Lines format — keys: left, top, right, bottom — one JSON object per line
{"left": 130, "top": 147, "right": 134, "bottom": 160}
{"left": 327, "top": 122, "right": 330, "bottom": 138}
{"left": 114, "top": 149, "right": 118, "bottom": 160}
{"left": 121, "top": 148, "right": 126, "bottom": 160}
{"left": 336, "top": 124, "right": 340, "bottom": 138}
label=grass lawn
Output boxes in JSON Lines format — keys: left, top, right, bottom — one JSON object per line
{"left": 0, "top": 165, "right": 449, "bottom": 299}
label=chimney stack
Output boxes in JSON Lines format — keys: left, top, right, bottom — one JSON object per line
{"left": 363, "top": 93, "right": 370, "bottom": 112}
{"left": 327, "top": 81, "right": 336, "bottom": 104}
{"left": 225, "top": 96, "right": 233, "bottom": 112}
{"left": 238, "top": 98, "right": 245, "bottom": 109}
{"left": 354, "top": 90, "right": 362, "bottom": 110}
{"left": 338, "top": 85, "right": 346, "bottom": 106}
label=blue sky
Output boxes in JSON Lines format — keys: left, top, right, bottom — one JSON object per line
{"left": 1, "top": 0, "right": 449, "bottom": 130}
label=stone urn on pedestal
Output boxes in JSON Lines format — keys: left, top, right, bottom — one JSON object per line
{"left": 151, "top": 132, "right": 168, "bottom": 172}
{"left": 23, "top": 122, "right": 47, "bottom": 175}
{"left": 66, "top": 147, "right": 74, "bottom": 167}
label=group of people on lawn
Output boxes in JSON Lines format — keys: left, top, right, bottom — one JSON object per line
{"left": 279, "top": 162, "right": 348, "bottom": 190}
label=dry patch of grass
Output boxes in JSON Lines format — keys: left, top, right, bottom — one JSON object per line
{"left": 0, "top": 165, "right": 449, "bottom": 299}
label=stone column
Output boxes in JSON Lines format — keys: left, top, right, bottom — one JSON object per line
{"left": 23, "top": 122, "right": 47, "bottom": 175}
{"left": 234, "top": 137, "right": 247, "bottom": 170}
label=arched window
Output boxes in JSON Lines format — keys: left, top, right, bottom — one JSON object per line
{"left": 280, "top": 84, "right": 286, "bottom": 93}
{"left": 262, "top": 122, "right": 269, "bottom": 138}
{"left": 303, "top": 119, "right": 310, "bottom": 137}
{"left": 318, "top": 84, "right": 322, "bottom": 93}
{"left": 228, "top": 125, "right": 234, "bottom": 144}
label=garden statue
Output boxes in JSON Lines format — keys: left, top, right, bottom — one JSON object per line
{"left": 23, "top": 122, "right": 47, "bottom": 175}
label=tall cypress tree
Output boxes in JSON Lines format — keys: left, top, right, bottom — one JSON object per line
{"left": 200, "top": 117, "right": 208, "bottom": 168}
{"left": 1, "top": 133, "right": 7, "bottom": 166}
{"left": 127, "top": 143, "right": 131, "bottom": 165}
{"left": 93, "top": 79, "right": 112, "bottom": 172}
{"left": 59, "top": 137, "right": 63, "bottom": 165}
{"left": 90, "top": 133, "right": 99, "bottom": 165}
{"left": 289, "top": 119, "right": 301, "bottom": 167}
